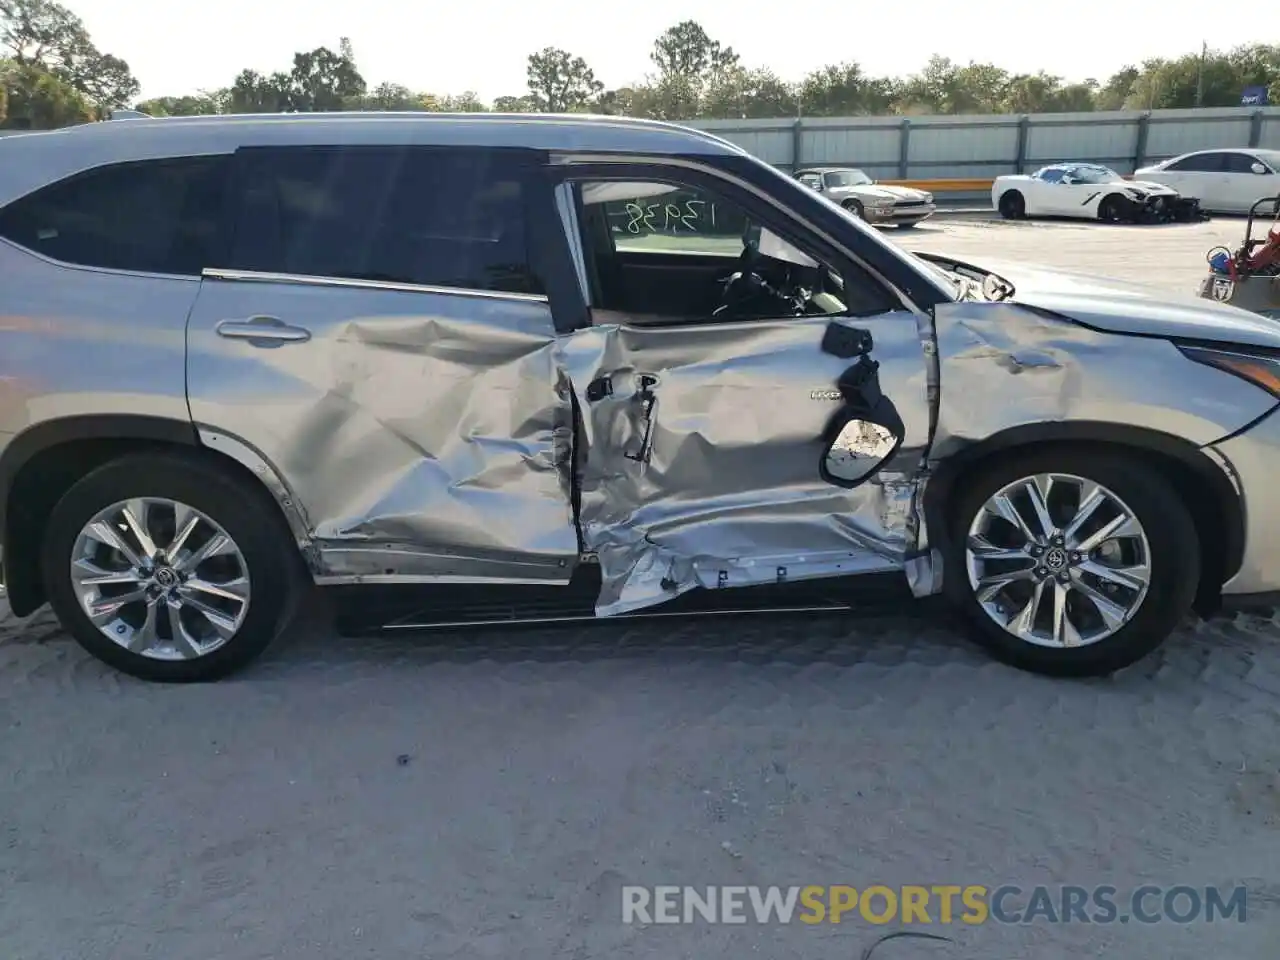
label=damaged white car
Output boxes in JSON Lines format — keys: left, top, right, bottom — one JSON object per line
{"left": 1, "top": 113, "right": 1278, "bottom": 682}
{"left": 993, "top": 163, "right": 1206, "bottom": 223}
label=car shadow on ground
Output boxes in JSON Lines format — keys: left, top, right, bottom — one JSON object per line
{"left": 253, "top": 592, "right": 1280, "bottom": 690}
{"left": 4, "top": 594, "right": 1277, "bottom": 691}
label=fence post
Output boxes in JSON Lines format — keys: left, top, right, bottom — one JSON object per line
{"left": 791, "top": 118, "right": 804, "bottom": 172}
{"left": 898, "top": 118, "right": 911, "bottom": 179}
{"left": 1014, "top": 115, "right": 1030, "bottom": 173}
{"left": 1249, "top": 109, "right": 1264, "bottom": 148}
{"left": 1134, "top": 112, "right": 1151, "bottom": 170}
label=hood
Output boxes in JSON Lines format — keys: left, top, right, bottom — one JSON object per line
{"left": 1120, "top": 179, "right": 1179, "bottom": 195}
{"left": 946, "top": 255, "right": 1280, "bottom": 350}
{"left": 871, "top": 184, "right": 930, "bottom": 201}
{"left": 831, "top": 183, "right": 928, "bottom": 202}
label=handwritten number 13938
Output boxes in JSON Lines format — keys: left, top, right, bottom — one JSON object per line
{"left": 623, "top": 198, "right": 713, "bottom": 234}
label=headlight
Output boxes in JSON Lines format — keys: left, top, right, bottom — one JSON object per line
{"left": 873, "top": 199, "right": 896, "bottom": 208}
{"left": 1178, "top": 344, "right": 1280, "bottom": 397}
{"left": 922, "top": 193, "right": 933, "bottom": 203}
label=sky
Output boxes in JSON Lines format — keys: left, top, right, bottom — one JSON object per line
{"left": 70, "top": 0, "right": 1272, "bottom": 103}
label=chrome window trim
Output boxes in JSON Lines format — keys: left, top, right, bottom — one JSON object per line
{"left": 553, "top": 182, "right": 592, "bottom": 305}
{"left": 546, "top": 152, "right": 938, "bottom": 319}
{"left": 200, "top": 267, "right": 550, "bottom": 303}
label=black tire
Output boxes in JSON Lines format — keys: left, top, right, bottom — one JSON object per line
{"left": 41, "top": 452, "right": 303, "bottom": 682}
{"left": 943, "top": 448, "right": 1199, "bottom": 677}
{"left": 896, "top": 221, "right": 919, "bottom": 229}
{"left": 842, "top": 198, "right": 865, "bottom": 219}
{"left": 1098, "top": 194, "right": 1127, "bottom": 223}
{"left": 997, "top": 190, "right": 1026, "bottom": 220}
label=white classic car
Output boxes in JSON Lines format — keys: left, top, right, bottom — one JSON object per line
{"left": 795, "top": 167, "right": 935, "bottom": 227}
{"left": 991, "top": 163, "right": 1205, "bottom": 223}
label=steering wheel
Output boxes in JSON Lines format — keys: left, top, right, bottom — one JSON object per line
{"left": 711, "top": 221, "right": 811, "bottom": 320}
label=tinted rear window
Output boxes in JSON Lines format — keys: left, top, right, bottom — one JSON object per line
{"left": 228, "top": 146, "right": 544, "bottom": 295}
{"left": 0, "top": 156, "right": 230, "bottom": 275}
{"left": 1167, "top": 153, "right": 1223, "bottom": 172}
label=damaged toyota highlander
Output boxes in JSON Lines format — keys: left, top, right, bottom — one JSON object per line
{"left": 1, "top": 112, "right": 1278, "bottom": 683}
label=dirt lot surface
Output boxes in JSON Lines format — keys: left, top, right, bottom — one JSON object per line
{"left": 3, "top": 219, "right": 1278, "bottom": 960}
{"left": 893, "top": 215, "right": 1247, "bottom": 298}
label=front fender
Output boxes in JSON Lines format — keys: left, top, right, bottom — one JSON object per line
{"left": 930, "top": 300, "right": 1279, "bottom": 460}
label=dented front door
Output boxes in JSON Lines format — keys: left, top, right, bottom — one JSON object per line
{"left": 562, "top": 312, "right": 933, "bottom": 616}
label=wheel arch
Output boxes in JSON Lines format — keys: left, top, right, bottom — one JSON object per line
{"left": 0, "top": 415, "right": 314, "bottom": 617}
{"left": 923, "top": 421, "right": 1244, "bottom": 616}
{"left": 1097, "top": 191, "right": 1131, "bottom": 220}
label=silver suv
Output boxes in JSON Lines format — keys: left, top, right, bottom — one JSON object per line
{"left": 2, "top": 112, "right": 1279, "bottom": 682}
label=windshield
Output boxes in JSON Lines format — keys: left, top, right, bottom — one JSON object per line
{"left": 824, "top": 170, "right": 874, "bottom": 187}
{"left": 1256, "top": 150, "right": 1280, "bottom": 171}
{"left": 1068, "top": 165, "right": 1124, "bottom": 184}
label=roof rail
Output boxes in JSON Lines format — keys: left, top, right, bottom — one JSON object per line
{"left": 108, "top": 109, "right": 150, "bottom": 120}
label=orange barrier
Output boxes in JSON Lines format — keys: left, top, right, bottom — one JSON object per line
{"left": 882, "top": 174, "right": 1140, "bottom": 192}
{"left": 881, "top": 178, "right": 995, "bottom": 192}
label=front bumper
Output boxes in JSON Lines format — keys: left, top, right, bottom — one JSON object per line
{"left": 1122, "top": 194, "right": 1208, "bottom": 224}
{"left": 865, "top": 201, "right": 936, "bottom": 225}
{"left": 1210, "top": 404, "right": 1280, "bottom": 596}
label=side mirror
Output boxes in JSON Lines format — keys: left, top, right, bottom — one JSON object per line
{"left": 1252, "top": 162, "right": 1268, "bottom": 175}
{"left": 817, "top": 347, "right": 905, "bottom": 489}
{"left": 822, "top": 417, "right": 901, "bottom": 485}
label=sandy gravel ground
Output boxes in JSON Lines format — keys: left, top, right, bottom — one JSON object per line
{"left": 893, "top": 215, "right": 1250, "bottom": 298}
{"left": 3, "top": 219, "right": 1279, "bottom": 960}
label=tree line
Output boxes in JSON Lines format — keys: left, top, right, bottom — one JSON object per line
{"left": 3, "top": 0, "right": 1278, "bottom": 131}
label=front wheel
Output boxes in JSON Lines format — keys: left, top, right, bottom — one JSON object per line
{"left": 842, "top": 198, "right": 865, "bottom": 219}
{"left": 1098, "top": 194, "right": 1128, "bottom": 223}
{"left": 944, "top": 449, "right": 1199, "bottom": 677}
{"left": 41, "top": 452, "right": 303, "bottom": 682}
{"left": 997, "top": 190, "right": 1026, "bottom": 220}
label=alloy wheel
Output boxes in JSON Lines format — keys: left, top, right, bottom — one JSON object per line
{"left": 69, "top": 497, "right": 252, "bottom": 660}
{"left": 964, "top": 473, "right": 1151, "bottom": 648}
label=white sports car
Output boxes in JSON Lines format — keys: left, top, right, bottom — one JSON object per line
{"left": 992, "top": 163, "right": 1206, "bottom": 223}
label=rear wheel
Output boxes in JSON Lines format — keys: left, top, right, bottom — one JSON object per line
{"left": 944, "top": 448, "right": 1199, "bottom": 677}
{"left": 41, "top": 452, "right": 303, "bottom": 682}
{"left": 997, "top": 190, "right": 1026, "bottom": 220}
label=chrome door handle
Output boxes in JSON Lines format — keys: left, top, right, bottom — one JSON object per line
{"left": 215, "top": 316, "right": 311, "bottom": 345}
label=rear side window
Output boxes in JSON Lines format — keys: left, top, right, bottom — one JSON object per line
{"left": 0, "top": 156, "right": 230, "bottom": 275}
{"left": 1166, "top": 153, "right": 1223, "bottom": 172}
{"left": 228, "top": 146, "right": 544, "bottom": 295}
